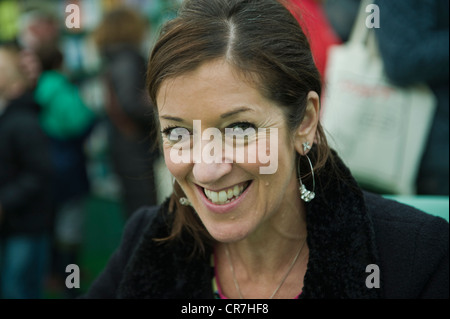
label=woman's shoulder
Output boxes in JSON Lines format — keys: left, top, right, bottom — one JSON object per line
{"left": 81, "top": 203, "right": 170, "bottom": 298}
{"left": 122, "top": 198, "right": 175, "bottom": 242}
{"left": 363, "top": 191, "right": 448, "bottom": 249}
{"left": 363, "top": 191, "right": 449, "bottom": 298}
{"left": 363, "top": 191, "right": 448, "bottom": 231}
{"left": 121, "top": 203, "right": 167, "bottom": 243}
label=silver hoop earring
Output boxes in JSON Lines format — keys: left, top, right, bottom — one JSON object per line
{"left": 298, "top": 153, "right": 315, "bottom": 202}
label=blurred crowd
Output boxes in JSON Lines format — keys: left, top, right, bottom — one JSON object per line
{"left": 0, "top": 0, "right": 447, "bottom": 299}
{"left": 0, "top": 0, "right": 170, "bottom": 299}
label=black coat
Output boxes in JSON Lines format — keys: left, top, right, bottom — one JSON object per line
{"left": 84, "top": 154, "right": 449, "bottom": 299}
{"left": 0, "top": 91, "right": 53, "bottom": 236}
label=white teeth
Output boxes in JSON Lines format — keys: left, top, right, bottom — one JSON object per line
{"left": 218, "top": 191, "right": 227, "bottom": 202}
{"left": 204, "top": 183, "right": 248, "bottom": 205}
{"left": 209, "top": 191, "right": 218, "bottom": 203}
{"left": 233, "top": 185, "right": 240, "bottom": 197}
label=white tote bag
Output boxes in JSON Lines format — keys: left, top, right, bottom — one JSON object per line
{"left": 321, "top": 1, "right": 436, "bottom": 195}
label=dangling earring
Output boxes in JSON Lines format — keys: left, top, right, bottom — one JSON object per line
{"left": 298, "top": 142, "right": 315, "bottom": 202}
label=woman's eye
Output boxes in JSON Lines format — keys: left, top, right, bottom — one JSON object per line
{"left": 225, "top": 122, "right": 257, "bottom": 144}
{"left": 162, "top": 127, "right": 191, "bottom": 143}
{"left": 227, "top": 122, "right": 256, "bottom": 132}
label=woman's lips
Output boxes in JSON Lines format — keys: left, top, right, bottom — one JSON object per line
{"left": 196, "top": 181, "right": 252, "bottom": 214}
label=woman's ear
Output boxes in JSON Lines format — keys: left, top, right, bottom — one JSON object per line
{"left": 293, "top": 91, "right": 320, "bottom": 155}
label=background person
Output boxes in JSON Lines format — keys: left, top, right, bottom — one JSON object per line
{"left": 17, "top": 7, "right": 97, "bottom": 297}
{"left": 374, "top": 0, "right": 449, "bottom": 195}
{"left": 92, "top": 7, "right": 159, "bottom": 219}
{"left": 0, "top": 44, "right": 53, "bottom": 299}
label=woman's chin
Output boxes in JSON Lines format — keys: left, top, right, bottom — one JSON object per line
{"left": 205, "top": 223, "right": 251, "bottom": 244}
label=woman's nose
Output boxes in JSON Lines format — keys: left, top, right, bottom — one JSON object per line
{"left": 191, "top": 127, "right": 234, "bottom": 184}
{"left": 192, "top": 159, "right": 233, "bottom": 185}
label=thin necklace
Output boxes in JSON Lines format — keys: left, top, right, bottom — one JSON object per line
{"left": 224, "top": 238, "right": 307, "bottom": 299}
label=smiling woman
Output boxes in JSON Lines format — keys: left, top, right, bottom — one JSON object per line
{"left": 82, "top": 0, "right": 449, "bottom": 300}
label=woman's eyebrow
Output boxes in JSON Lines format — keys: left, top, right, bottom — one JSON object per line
{"left": 159, "top": 115, "right": 185, "bottom": 123}
{"left": 160, "top": 107, "right": 253, "bottom": 122}
{"left": 220, "top": 107, "right": 253, "bottom": 118}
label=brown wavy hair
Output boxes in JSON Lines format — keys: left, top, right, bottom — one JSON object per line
{"left": 146, "top": 0, "right": 335, "bottom": 255}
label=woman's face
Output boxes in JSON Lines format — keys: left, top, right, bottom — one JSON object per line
{"left": 157, "top": 59, "right": 315, "bottom": 243}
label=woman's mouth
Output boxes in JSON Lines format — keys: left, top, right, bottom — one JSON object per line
{"left": 203, "top": 181, "right": 250, "bottom": 205}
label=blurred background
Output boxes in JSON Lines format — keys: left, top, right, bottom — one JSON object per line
{"left": 0, "top": 0, "right": 448, "bottom": 299}
{"left": 0, "top": 0, "right": 178, "bottom": 299}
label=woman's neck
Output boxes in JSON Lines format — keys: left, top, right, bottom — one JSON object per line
{"left": 223, "top": 224, "right": 307, "bottom": 279}
{"left": 214, "top": 188, "right": 309, "bottom": 298}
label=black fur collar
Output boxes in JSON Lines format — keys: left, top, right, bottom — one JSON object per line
{"left": 117, "top": 153, "right": 382, "bottom": 298}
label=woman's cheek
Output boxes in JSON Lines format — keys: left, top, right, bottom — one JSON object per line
{"left": 163, "top": 147, "right": 185, "bottom": 179}
{"left": 251, "top": 129, "right": 280, "bottom": 175}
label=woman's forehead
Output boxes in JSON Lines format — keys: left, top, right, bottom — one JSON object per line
{"left": 157, "top": 60, "right": 263, "bottom": 110}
